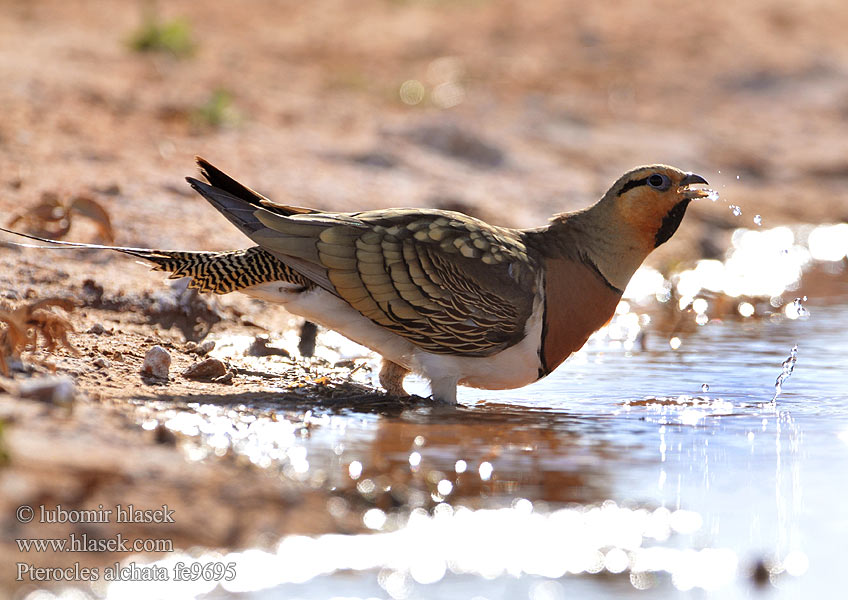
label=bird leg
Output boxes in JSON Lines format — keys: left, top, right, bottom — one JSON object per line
{"left": 297, "top": 320, "right": 318, "bottom": 357}
{"left": 379, "top": 359, "right": 410, "bottom": 396}
{"left": 429, "top": 375, "right": 459, "bottom": 404}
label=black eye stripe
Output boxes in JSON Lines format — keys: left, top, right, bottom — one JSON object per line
{"left": 617, "top": 177, "right": 649, "bottom": 196}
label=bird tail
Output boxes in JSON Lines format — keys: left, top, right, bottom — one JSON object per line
{"left": 187, "top": 157, "right": 321, "bottom": 243}
{"left": 0, "top": 228, "right": 310, "bottom": 294}
{"left": 195, "top": 157, "right": 319, "bottom": 217}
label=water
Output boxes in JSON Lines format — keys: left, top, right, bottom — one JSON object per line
{"left": 28, "top": 223, "right": 838, "bottom": 600}
{"left": 772, "top": 344, "right": 798, "bottom": 402}
{"left": 99, "top": 299, "right": 848, "bottom": 600}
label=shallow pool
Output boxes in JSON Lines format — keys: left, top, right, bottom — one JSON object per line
{"left": 106, "top": 296, "right": 848, "bottom": 600}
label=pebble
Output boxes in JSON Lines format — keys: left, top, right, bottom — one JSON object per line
{"left": 213, "top": 369, "right": 235, "bottom": 385}
{"left": 93, "top": 357, "right": 110, "bottom": 369}
{"left": 195, "top": 340, "right": 216, "bottom": 356}
{"left": 185, "top": 339, "right": 215, "bottom": 356}
{"left": 249, "top": 335, "right": 290, "bottom": 358}
{"left": 141, "top": 345, "right": 171, "bottom": 379}
{"left": 87, "top": 323, "right": 106, "bottom": 335}
{"left": 154, "top": 423, "right": 177, "bottom": 445}
{"left": 19, "top": 376, "right": 76, "bottom": 407}
{"left": 182, "top": 358, "right": 227, "bottom": 380}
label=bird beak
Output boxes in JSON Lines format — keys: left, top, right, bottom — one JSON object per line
{"left": 679, "top": 173, "right": 712, "bottom": 200}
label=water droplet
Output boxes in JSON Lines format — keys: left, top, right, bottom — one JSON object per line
{"left": 669, "top": 337, "right": 682, "bottom": 350}
{"left": 701, "top": 383, "right": 710, "bottom": 393}
{"left": 754, "top": 214, "right": 762, "bottom": 226}
{"left": 706, "top": 190, "right": 720, "bottom": 202}
{"left": 772, "top": 345, "right": 798, "bottom": 403}
{"left": 348, "top": 461, "right": 363, "bottom": 480}
{"left": 785, "top": 297, "right": 810, "bottom": 320}
{"left": 736, "top": 175, "right": 741, "bottom": 180}
{"left": 729, "top": 205, "right": 742, "bottom": 217}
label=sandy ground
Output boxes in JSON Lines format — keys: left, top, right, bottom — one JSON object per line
{"left": 2, "top": 0, "right": 848, "bottom": 595}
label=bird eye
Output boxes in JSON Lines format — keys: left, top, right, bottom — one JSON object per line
{"left": 647, "top": 173, "right": 671, "bottom": 190}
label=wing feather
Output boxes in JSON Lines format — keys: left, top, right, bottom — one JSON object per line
{"left": 252, "top": 209, "right": 539, "bottom": 356}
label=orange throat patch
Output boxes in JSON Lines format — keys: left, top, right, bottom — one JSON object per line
{"left": 539, "top": 256, "right": 622, "bottom": 376}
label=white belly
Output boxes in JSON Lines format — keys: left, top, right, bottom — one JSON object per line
{"left": 242, "top": 283, "right": 544, "bottom": 393}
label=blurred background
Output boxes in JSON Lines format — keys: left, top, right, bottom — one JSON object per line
{"left": 3, "top": 0, "right": 848, "bottom": 253}
{"left": 2, "top": 1, "right": 848, "bottom": 599}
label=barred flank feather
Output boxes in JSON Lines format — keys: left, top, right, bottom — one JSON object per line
{"left": 133, "top": 246, "right": 313, "bottom": 294}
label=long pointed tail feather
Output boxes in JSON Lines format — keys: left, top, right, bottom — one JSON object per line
{"left": 0, "top": 227, "right": 311, "bottom": 294}
{"left": 194, "top": 157, "right": 319, "bottom": 216}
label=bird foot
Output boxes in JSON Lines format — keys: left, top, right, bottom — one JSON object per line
{"left": 379, "top": 359, "right": 410, "bottom": 397}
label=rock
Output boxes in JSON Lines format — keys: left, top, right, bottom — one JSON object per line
{"left": 195, "top": 340, "right": 215, "bottom": 356}
{"left": 153, "top": 423, "right": 177, "bottom": 445}
{"left": 185, "top": 339, "right": 214, "bottom": 355}
{"left": 19, "top": 376, "right": 76, "bottom": 406}
{"left": 87, "top": 323, "right": 106, "bottom": 335}
{"left": 182, "top": 358, "right": 227, "bottom": 380}
{"left": 249, "top": 335, "right": 290, "bottom": 358}
{"left": 141, "top": 345, "right": 171, "bottom": 379}
{"left": 212, "top": 369, "right": 235, "bottom": 384}
{"left": 92, "top": 357, "right": 110, "bottom": 369}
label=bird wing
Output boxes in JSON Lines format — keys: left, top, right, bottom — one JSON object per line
{"left": 254, "top": 208, "right": 541, "bottom": 356}
{"left": 187, "top": 168, "right": 540, "bottom": 356}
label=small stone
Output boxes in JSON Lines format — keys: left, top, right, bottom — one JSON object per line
{"left": 751, "top": 559, "right": 770, "bottom": 587}
{"left": 141, "top": 345, "right": 171, "bottom": 379}
{"left": 182, "top": 358, "right": 227, "bottom": 380}
{"left": 211, "top": 369, "right": 235, "bottom": 385}
{"left": 249, "top": 335, "right": 290, "bottom": 358}
{"left": 195, "top": 340, "right": 215, "bottom": 356}
{"left": 93, "top": 357, "right": 110, "bottom": 369}
{"left": 184, "top": 341, "right": 198, "bottom": 352}
{"left": 154, "top": 423, "right": 177, "bottom": 445}
{"left": 19, "top": 376, "right": 76, "bottom": 407}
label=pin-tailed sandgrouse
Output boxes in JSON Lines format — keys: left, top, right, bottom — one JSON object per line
{"left": 3, "top": 159, "right": 710, "bottom": 403}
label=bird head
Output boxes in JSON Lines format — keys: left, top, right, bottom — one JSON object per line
{"left": 550, "top": 165, "right": 711, "bottom": 292}
{"left": 603, "top": 165, "right": 710, "bottom": 250}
